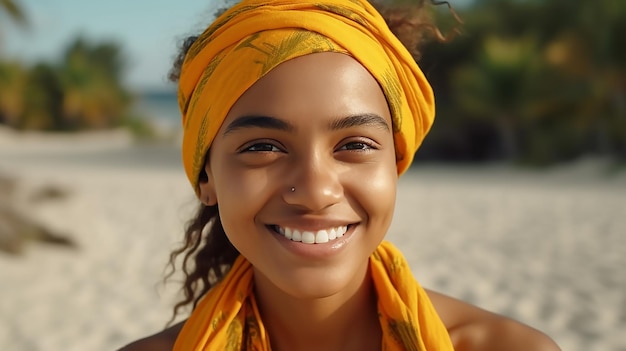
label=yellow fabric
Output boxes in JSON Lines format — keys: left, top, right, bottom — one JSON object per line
{"left": 178, "top": 0, "right": 435, "bottom": 195}
{"left": 174, "top": 241, "right": 454, "bottom": 350}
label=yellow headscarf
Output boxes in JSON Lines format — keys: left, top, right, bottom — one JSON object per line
{"left": 174, "top": 241, "right": 453, "bottom": 350}
{"left": 178, "top": 0, "right": 435, "bottom": 195}
{"left": 175, "top": 0, "right": 451, "bottom": 349}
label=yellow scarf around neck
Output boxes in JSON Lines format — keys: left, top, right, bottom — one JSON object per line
{"left": 173, "top": 241, "right": 454, "bottom": 350}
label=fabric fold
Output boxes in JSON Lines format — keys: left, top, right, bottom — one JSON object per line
{"left": 178, "top": 0, "right": 435, "bottom": 196}
{"left": 174, "top": 241, "right": 454, "bottom": 350}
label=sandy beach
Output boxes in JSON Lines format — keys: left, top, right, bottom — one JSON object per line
{"left": 1, "top": 128, "right": 625, "bottom": 351}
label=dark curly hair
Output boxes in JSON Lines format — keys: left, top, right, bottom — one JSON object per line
{"left": 165, "top": 0, "right": 460, "bottom": 325}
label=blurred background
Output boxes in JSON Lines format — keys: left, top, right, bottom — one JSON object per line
{"left": 417, "top": 0, "right": 626, "bottom": 167}
{"left": 1, "top": 0, "right": 625, "bottom": 350}
{"left": 1, "top": 0, "right": 235, "bottom": 137}
{"left": 1, "top": 0, "right": 624, "bottom": 165}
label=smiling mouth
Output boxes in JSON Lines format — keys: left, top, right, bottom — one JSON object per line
{"left": 271, "top": 225, "right": 350, "bottom": 244}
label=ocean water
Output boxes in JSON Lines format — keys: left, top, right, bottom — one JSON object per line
{"left": 133, "top": 90, "right": 182, "bottom": 132}
{"left": 0, "top": 90, "right": 185, "bottom": 171}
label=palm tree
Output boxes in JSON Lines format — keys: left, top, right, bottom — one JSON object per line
{"left": 0, "top": 0, "right": 28, "bottom": 53}
{"left": 440, "top": 0, "right": 626, "bottom": 163}
{"left": 59, "top": 38, "right": 131, "bottom": 129}
{"left": 451, "top": 34, "right": 544, "bottom": 161}
{"left": 0, "top": 0, "right": 28, "bottom": 127}
{"left": 0, "top": 0, "right": 27, "bottom": 26}
{"left": 0, "top": 60, "right": 27, "bottom": 126}
{"left": 534, "top": 0, "right": 626, "bottom": 158}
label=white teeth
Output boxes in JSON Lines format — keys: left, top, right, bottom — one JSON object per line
{"left": 315, "top": 230, "right": 329, "bottom": 243}
{"left": 275, "top": 225, "right": 349, "bottom": 244}
{"left": 284, "top": 227, "right": 292, "bottom": 240}
{"left": 328, "top": 228, "right": 337, "bottom": 240}
{"left": 292, "top": 230, "right": 302, "bottom": 242}
{"left": 302, "top": 231, "right": 315, "bottom": 244}
{"left": 337, "top": 227, "right": 345, "bottom": 238}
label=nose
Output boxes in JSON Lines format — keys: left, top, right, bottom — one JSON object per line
{"left": 282, "top": 151, "right": 342, "bottom": 211}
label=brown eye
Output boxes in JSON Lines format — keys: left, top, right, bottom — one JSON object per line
{"left": 242, "top": 143, "right": 282, "bottom": 153}
{"left": 339, "top": 141, "right": 375, "bottom": 151}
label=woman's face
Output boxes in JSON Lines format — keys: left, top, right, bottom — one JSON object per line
{"left": 201, "top": 52, "right": 397, "bottom": 299}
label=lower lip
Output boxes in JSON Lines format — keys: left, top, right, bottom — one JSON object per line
{"left": 271, "top": 226, "right": 356, "bottom": 259}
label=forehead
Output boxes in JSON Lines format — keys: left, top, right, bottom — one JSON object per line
{"left": 224, "top": 52, "right": 392, "bottom": 125}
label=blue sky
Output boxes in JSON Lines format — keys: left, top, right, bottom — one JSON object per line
{"left": 2, "top": 0, "right": 237, "bottom": 91}
{"left": 2, "top": 0, "right": 470, "bottom": 91}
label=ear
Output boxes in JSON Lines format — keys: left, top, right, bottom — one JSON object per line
{"left": 198, "top": 163, "right": 217, "bottom": 206}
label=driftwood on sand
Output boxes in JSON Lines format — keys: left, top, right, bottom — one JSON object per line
{"left": 0, "top": 172, "right": 76, "bottom": 255}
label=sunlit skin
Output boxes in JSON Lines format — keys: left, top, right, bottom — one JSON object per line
{"left": 199, "top": 52, "right": 396, "bottom": 350}
{"left": 120, "top": 52, "right": 562, "bottom": 351}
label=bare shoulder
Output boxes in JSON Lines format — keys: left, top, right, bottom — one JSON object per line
{"left": 117, "top": 320, "right": 185, "bottom": 351}
{"left": 426, "top": 289, "right": 561, "bottom": 351}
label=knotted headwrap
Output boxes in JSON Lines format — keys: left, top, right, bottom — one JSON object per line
{"left": 175, "top": 1, "right": 451, "bottom": 349}
{"left": 174, "top": 241, "right": 454, "bottom": 350}
{"left": 178, "top": 0, "right": 435, "bottom": 195}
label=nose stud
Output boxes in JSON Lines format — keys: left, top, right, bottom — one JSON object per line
{"left": 290, "top": 187, "right": 295, "bottom": 192}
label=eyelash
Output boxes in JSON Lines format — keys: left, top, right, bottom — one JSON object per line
{"left": 239, "top": 140, "right": 284, "bottom": 153}
{"left": 239, "top": 138, "right": 378, "bottom": 154}
{"left": 338, "top": 139, "right": 377, "bottom": 151}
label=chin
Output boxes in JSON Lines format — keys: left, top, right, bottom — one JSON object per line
{"left": 269, "top": 263, "right": 369, "bottom": 300}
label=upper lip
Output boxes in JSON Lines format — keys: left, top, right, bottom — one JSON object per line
{"left": 267, "top": 218, "right": 359, "bottom": 232}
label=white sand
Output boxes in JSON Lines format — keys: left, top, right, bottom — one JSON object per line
{"left": 1, "top": 129, "right": 625, "bottom": 351}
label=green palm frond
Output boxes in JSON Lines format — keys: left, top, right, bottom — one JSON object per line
{"left": 1, "top": 0, "right": 28, "bottom": 27}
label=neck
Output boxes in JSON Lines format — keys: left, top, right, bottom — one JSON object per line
{"left": 253, "top": 266, "right": 381, "bottom": 351}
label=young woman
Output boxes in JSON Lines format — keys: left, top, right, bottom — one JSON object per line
{"left": 122, "top": 0, "right": 561, "bottom": 350}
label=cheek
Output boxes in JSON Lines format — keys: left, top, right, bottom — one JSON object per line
{"left": 211, "top": 159, "right": 275, "bottom": 233}
{"left": 215, "top": 169, "right": 267, "bottom": 203}
{"left": 345, "top": 156, "right": 398, "bottom": 226}
{"left": 369, "top": 167, "right": 397, "bottom": 223}
{"left": 213, "top": 171, "right": 262, "bottom": 252}
{"left": 211, "top": 150, "right": 272, "bottom": 203}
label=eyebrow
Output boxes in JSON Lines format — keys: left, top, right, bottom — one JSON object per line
{"left": 223, "top": 112, "right": 390, "bottom": 135}
{"left": 328, "top": 113, "right": 390, "bottom": 132}
{"left": 223, "top": 115, "right": 295, "bottom": 135}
